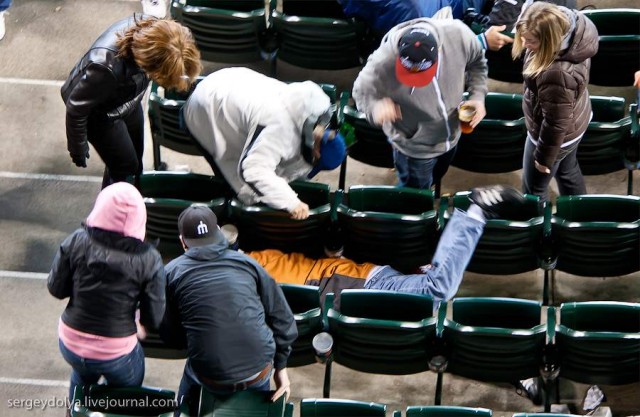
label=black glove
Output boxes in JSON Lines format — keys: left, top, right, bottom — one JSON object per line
{"left": 69, "top": 142, "right": 90, "bottom": 168}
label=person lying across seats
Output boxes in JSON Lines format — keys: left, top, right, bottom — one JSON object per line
{"left": 225, "top": 184, "right": 526, "bottom": 309}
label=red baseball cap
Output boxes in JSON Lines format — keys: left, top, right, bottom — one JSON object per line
{"left": 395, "top": 28, "right": 439, "bottom": 87}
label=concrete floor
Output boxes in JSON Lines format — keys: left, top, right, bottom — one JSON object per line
{"left": 0, "top": 1, "right": 638, "bottom": 416}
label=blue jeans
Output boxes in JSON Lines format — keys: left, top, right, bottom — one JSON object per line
{"left": 59, "top": 340, "right": 145, "bottom": 401}
{"left": 365, "top": 208, "right": 484, "bottom": 309}
{"left": 522, "top": 136, "right": 586, "bottom": 201}
{"left": 0, "top": 0, "right": 11, "bottom": 12}
{"left": 393, "top": 145, "right": 457, "bottom": 190}
{"left": 177, "top": 359, "right": 272, "bottom": 416}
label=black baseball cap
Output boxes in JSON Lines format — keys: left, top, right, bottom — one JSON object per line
{"left": 178, "top": 205, "right": 224, "bottom": 248}
{"left": 396, "top": 28, "right": 439, "bottom": 87}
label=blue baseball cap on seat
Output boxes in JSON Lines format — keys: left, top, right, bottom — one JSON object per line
{"left": 307, "top": 131, "right": 347, "bottom": 178}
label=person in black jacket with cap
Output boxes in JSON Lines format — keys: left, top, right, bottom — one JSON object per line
{"left": 160, "top": 206, "right": 297, "bottom": 415}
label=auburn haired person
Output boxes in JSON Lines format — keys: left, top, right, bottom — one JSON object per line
{"left": 512, "top": 2, "right": 598, "bottom": 200}
{"left": 61, "top": 15, "right": 202, "bottom": 188}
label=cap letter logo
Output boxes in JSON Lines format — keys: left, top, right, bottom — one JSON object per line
{"left": 196, "top": 220, "right": 208, "bottom": 236}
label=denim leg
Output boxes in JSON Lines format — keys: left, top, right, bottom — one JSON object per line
{"left": 431, "top": 145, "right": 457, "bottom": 186}
{"left": 59, "top": 340, "right": 145, "bottom": 401}
{"left": 554, "top": 143, "right": 586, "bottom": 196}
{"left": 365, "top": 209, "right": 484, "bottom": 307}
{"left": 0, "top": 0, "right": 11, "bottom": 12}
{"left": 393, "top": 148, "right": 437, "bottom": 189}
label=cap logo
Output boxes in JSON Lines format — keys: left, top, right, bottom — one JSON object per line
{"left": 400, "top": 56, "right": 434, "bottom": 73}
{"left": 196, "top": 220, "right": 209, "bottom": 236}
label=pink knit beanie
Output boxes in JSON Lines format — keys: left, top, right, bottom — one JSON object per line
{"left": 85, "top": 183, "right": 147, "bottom": 241}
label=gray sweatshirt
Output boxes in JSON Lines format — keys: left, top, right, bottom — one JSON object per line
{"left": 353, "top": 18, "right": 488, "bottom": 159}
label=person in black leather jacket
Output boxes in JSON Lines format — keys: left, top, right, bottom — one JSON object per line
{"left": 48, "top": 182, "right": 166, "bottom": 402}
{"left": 61, "top": 14, "right": 201, "bottom": 188}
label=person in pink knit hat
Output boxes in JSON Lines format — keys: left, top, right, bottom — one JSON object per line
{"left": 47, "top": 182, "right": 166, "bottom": 404}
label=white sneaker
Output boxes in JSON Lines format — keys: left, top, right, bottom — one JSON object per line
{"left": 141, "top": 0, "right": 167, "bottom": 19}
{"left": 0, "top": 12, "right": 6, "bottom": 41}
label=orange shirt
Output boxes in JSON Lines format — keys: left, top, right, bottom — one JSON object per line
{"left": 247, "top": 249, "right": 377, "bottom": 285}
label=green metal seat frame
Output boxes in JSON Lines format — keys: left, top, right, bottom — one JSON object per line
{"left": 325, "top": 290, "right": 437, "bottom": 398}
{"left": 198, "top": 389, "right": 290, "bottom": 417}
{"left": 148, "top": 79, "right": 205, "bottom": 171}
{"left": 300, "top": 398, "right": 386, "bottom": 417}
{"left": 405, "top": 405, "right": 493, "bottom": 417}
{"left": 280, "top": 283, "right": 323, "bottom": 367}
{"left": 453, "top": 92, "right": 526, "bottom": 174}
{"left": 229, "top": 180, "right": 332, "bottom": 258}
{"left": 336, "top": 186, "right": 438, "bottom": 274}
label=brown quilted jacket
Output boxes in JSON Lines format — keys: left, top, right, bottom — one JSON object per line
{"left": 522, "top": 10, "right": 599, "bottom": 168}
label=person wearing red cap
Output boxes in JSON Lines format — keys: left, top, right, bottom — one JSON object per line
{"left": 353, "top": 18, "right": 488, "bottom": 190}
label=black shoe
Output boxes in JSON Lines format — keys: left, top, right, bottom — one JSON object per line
{"left": 469, "top": 185, "right": 526, "bottom": 219}
{"left": 514, "top": 378, "right": 543, "bottom": 406}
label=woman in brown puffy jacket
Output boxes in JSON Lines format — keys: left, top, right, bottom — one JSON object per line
{"left": 512, "top": 2, "right": 598, "bottom": 201}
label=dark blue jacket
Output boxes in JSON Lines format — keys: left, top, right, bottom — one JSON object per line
{"left": 161, "top": 232, "right": 297, "bottom": 382}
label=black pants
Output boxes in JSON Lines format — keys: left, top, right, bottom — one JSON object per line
{"left": 522, "top": 137, "right": 586, "bottom": 201}
{"left": 88, "top": 104, "right": 144, "bottom": 189}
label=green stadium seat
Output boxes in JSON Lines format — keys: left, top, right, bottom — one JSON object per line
{"left": 453, "top": 92, "right": 526, "bottom": 174}
{"left": 550, "top": 194, "right": 640, "bottom": 277}
{"left": 554, "top": 301, "right": 640, "bottom": 386}
{"left": 198, "top": 389, "right": 291, "bottom": 417}
{"left": 439, "top": 191, "right": 545, "bottom": 275}
{"left": 139, "top": 171, "right": 231, "bottom": 259}
{"left": 405, "top": 405, "right": 493, "bottom": 417}
{"left": 336, "top": 186, "right": 438, "bottom": 274}
{"left": 171, "top": 0, "right": 275, "bottom": 65}
{"left": 70, "top": 385, "right": 178, "bottom": 417}
{"left": 228, "top": 181, "right": 332, "bottom": 258}
{"left": 147, "top": 79, "right": 205, "bottom": 171}
{"left": 279, "top": 284, "right": 324, "bottom": 367}
{"left": 325, "top": 290, "right": 438, "bottom": 398}
{"left": 578, "top": 96, "right": 633, "bottom": 186}
{"left": 434, "top": 298, "right": 550, "bottom": 407}
{"left": 581, "top": 9, "right": 640, "bottom": 87}
{"left": 300, "top": 398, "right": 386, "bottom": 417}
{"left": 270, "top": 8, "right": 367, "bottom": 74}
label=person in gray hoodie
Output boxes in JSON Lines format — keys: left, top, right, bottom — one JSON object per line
{"left": 183, "top": 68, "right": 347, "bottom": 220}
{"left": 353, "top": 18, "right": 488, "bottom": 190}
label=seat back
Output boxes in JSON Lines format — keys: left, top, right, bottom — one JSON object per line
{"left": 441, "top": 297, "right": 547, "bottom": 382}
{"left": 139, "top": 171, "right": 231, "bottom": 258}
{"left": 171, "top": 0, "right": 270, "bottom": 64}
{"left": 271, "top": 10, "right": 366, "bottom": 70}
{"left": 581, "top": 9, "right": 640, "bottom": 86}
{"left": 280, "top": 284, "right": 323, "bottom": 367}
{"left": 229, "top": 181, "right": 332, "bottom": 258}
{"left": 327, "top": 290, "right": 437, "bottom": 375}
{"left": 148, "top": 80, "right": 205, "bottom": 170}
{"left": 551, "top": 195, "right": 640, "bottom": 276}
{"left": 484, "top": 44, "right": 524, "bottom": 83}
{"left": 405, "top": 405, "right": 493, "bottom": 417}
{"left": 337, "top": 186, "right": 438, "bottom": 273}
{"left": 440, "top": 192, "right": 544, "bottom": 274}
{"left": 578, "top": 96, "right": 632, "bottom": 175}
{"left": 555, "top": 301, "right": 640, "bottom": 385}
{"left": 198, "top": 389, "right": 287, "bottom": 417}
{"left": 300, "top": 398, "right": 386, "bottom": 417}
{"left": 340, "top": 93, "right": 394, "bottom": 168}
{"left": 453, "top": 92, "right": 526, "bottom": 173}
{"left": 71, "top": 385, "right": 177, "bottom": 417}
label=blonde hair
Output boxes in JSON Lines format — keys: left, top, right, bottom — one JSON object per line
{"left": 512, "top": 2, "right": 570, "bottom": 78}
{"left": 117, "top": 16, "right": 202, "bottom": 92}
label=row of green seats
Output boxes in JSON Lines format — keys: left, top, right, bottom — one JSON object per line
{"left": 95, "top": 295, "right": 640, "bottom": 415}
{"left": 139, "top": 171, "right": 640, "bottom": 303}
{"left": 149, "top": 80, "right": 640, "bottom": 196}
